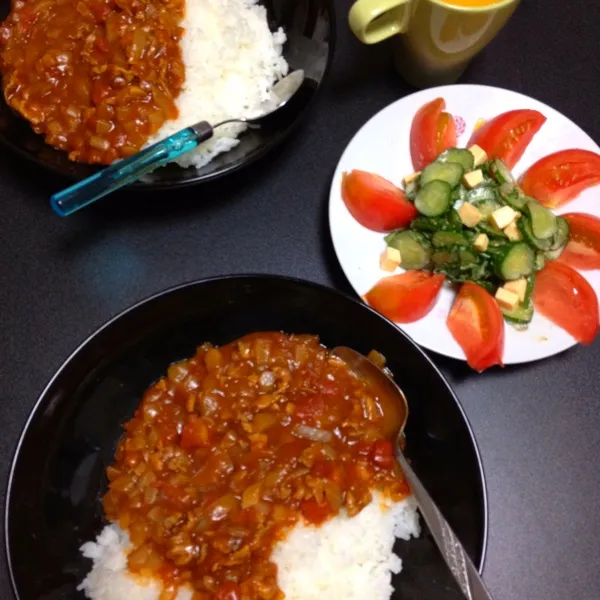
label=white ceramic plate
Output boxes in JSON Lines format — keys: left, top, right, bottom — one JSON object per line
{"left": 329, "top": 85, "right": 600, "bottom": 365}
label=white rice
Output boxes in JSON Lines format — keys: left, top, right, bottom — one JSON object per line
{"left": 77, "top": 493, "right": 420, "bottom": 600}
{"left": 273, "top": 493, "right": 420, "bottom": 600}
{"left": 147, "top": 0, "right": 289, "bottom": 170}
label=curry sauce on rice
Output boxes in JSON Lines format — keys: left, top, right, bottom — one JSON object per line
{"left": 77, "top": 333, "right": 420, "bottom": 600}
{"left": 0, "top": 0, "right": 288, "bottom": 167}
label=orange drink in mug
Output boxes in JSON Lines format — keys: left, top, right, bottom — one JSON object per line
{"left": 349, "top": 0, "right": 520, "bottom": 88}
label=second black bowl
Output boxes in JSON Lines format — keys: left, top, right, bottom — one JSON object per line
{"left": 0, "top": 0, "right": 335, "bottom": 188}
{"left": 6, "top": 275, "right": 487, "bottom": 600}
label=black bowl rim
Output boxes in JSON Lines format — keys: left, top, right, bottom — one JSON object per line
{"left": 0, "top": 1, "right": 337, "bottom": 190}
{"left": 4, "top": 273, "right": 489, "bottom": 599}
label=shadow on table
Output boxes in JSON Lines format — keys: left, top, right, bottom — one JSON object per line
{"left": 5, "top": 119, "right": 308, "bottom": 259}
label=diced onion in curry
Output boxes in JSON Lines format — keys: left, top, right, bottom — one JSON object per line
{"left": 101, "top": 333, "right": 410, "bottom": 600}
{"left": 0, "top": 0, "right": 185, "bottom": 164}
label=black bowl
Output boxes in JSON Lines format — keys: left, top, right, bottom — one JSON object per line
{"left": 0, "top": 0, "right": 335, "bottom": 188}
{"left": 5, "top": 275, "right": 487, "bottom": 600}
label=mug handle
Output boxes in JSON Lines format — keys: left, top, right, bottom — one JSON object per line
{"left": 349, "top": 0, "right": 411, "bottom": 44}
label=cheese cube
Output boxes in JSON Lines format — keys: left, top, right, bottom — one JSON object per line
{"left": 490, "top": 206, "right": 518, "bottom": 230}
{"left": 468, "top": 144, "right": 488, "bottom": 167}
{"left": 457, "top": 203, "right": 483, "bottom": 228}
{"left": 495, "top": 287, "right": 520, "bottom": 311}
{"left": 463, "top": 169, "right": 484, "bottom": 189}
{"left": 473, "top": 233, "right": 489, "bottom": 252}
{"left": 504, "top": 278, "right": 528, "bottom": 302}
{"left": 403, "top": 171, "right": 421, "bottom": 187}
{"left": 380, "top": 247, "right": 402, "bottom": 272}
{"left": 504, "top": 221, "right": 523, "bottom": 241}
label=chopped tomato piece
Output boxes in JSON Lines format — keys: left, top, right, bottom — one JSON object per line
{"left": 468, "top": 109, "right": 546, "bottom": 169}
{"left": 520, "top": 149, "right": 600, "bottom": 208}
{"left": 364, "top": 271, "right": 445, "bottom": 323}
{"left": 180, "top": 416, "right": 211, "bottom": 449}
{"left": 447, "top": 282, "right": 505, "bottom": 372}
{"left": 559, "top": 213, "right": 600, "bottom": 270}
{"left": 410, "top": 98, "right": 457, "bottom": 171}
{"left": 341, "top": 170, "right": 418, "bottom": 232}
{"left": 312, "top": 460, "right": 345, "bottom": 484}
{"left": 532, "top": 261, "right": 599, "bottom": 344}
{"left": 300, "top": 498, "right": 331, "bottom": 524}
{"left": 370, "top": 439, "right": 395, "bottom": 469}
{"left": 214, "top": 583, "right": 242, "bottom": 600}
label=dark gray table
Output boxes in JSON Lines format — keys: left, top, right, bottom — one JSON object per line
{"left": 2, "top": 1, "right": 600, "bottom": 598}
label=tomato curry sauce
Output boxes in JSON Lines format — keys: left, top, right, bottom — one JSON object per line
{"left": 103, "top": 333, "right": 409, "bottom": 600}
{"left": 0, "top": 0, "right": 184, "bottom": 164}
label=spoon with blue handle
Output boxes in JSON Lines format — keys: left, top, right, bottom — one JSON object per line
{"left": 50, "top": 70, "right": 305, "bottom": 217}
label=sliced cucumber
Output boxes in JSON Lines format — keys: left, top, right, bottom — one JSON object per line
{"left": 420, "top": 162, "right": 464, "bottom": 188}
{"left": 545, "top": 247, "right": 565, "bottom": 261}
{"left": 490, "top": 158, "right": 516, "bottom": 185}
{"left": 526, "top": 200, "right": 557, "bottom": 240}
{"left": 518, "top": 215, "right": 553, "bottom": 251}
{"left": 385, "top": 230, "right": 431, "bottom": 269}
{"left": 495, "top": 242, "right": 535, "bottom": 281}
{"left": 432, "top": 231, "right": 473, "bottom": 248}
{"left": 431, "top": 250, "right": 458, "bottom": 268}
{"left": 459, "top": 249, "right": 479, "bottom": 267}
{"left": 502, "top": 299, "right": 534, "bottom": 325}
{"left": 500, "top": 185, "right": 528, "bottom": 211}
{"left": 550, "top": 216, "right": 570, "bottom": 251}
{"left": 415, "top": 180, "right": 452, "bottom": 217}
{"left": 534, "top": 251, "right": 546, "bottom": 271}
{"left": 524, "top": 273, "right": 535, "bottom": 304}
{"left": 405, "top": 180, "right": 418, "bottom": 201}
{"left": 437, "top": 148, "right": 475, "bottom": 172}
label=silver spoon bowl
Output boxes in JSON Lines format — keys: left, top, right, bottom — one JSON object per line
{"left": 333, "top": 346, "right": 495, "bottom": 600}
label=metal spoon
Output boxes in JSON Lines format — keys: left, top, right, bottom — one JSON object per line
{"left": 332, "top": 346, "right": 494, "bottom": 600}
{"left": 50, "top": 69, "right": 305, "bottom": 217}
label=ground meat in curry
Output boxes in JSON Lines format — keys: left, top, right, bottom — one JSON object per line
{"left": 102, "top": 332, "right": 410, "bottom": 600}
{"left": 0, "top": 0, "right": 185, "bottom": 164}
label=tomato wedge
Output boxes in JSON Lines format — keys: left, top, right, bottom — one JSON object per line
{"left": 532, "top": 261, "right": 599, "bottom": 344}
{"left": 410, "top": 98, "right": 457, "bottom": 171}
{"left": 558, "top": 213, "right": 600, "bottom": 270}
{"left": 468, "top": 109, "right": 546, "bottom": 169}
{"left": 341, "top": 170, "right": 418, "bottom": 232}
{"left": 364, "top": 271, "right": 445, "bottom": 323}
{"left": 520, "top": 149, "right": 600, "bottom": 208}
{"left": 446, "top": 282, "right": 504, "bottom": 372}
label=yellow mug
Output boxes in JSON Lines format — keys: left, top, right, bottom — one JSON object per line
{"left": 349, "top": 0, "right": 520, "bottom": 88}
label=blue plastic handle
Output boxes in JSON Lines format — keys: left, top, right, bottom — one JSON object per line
{"left": 50, "top": 127, "right": 202, "bottom": 217}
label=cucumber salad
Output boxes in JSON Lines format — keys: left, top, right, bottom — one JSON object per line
{"left": 382, "top": 145, "right": 570, "bottom": 326}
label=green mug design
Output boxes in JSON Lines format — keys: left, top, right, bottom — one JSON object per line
{"left": 349, "top": 0, "right": 520, "bottom": 88}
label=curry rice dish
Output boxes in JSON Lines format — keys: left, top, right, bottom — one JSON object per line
{"left": 0, "top": 0, "right": 288, "bottom": 168}
{"left": 78, "top": 333, "right": 420, "bottom": 600}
